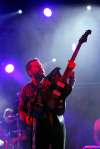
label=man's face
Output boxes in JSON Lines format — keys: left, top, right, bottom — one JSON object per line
{"left": 28, "top": 60, "right": 45, "bottom": 79}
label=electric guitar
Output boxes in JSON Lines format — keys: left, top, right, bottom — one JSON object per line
{"left": 45, "top": 30, "right": 92, "bottom": 115}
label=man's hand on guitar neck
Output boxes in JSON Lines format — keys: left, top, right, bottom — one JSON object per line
{"left": 67, "top": 60, "right": 76, "bottom": 70}
{"left": 67, "top": 60, "right": 76, "bottom": 86}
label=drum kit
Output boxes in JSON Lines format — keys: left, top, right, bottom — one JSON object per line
{"left": 0, "top": 113, "right": 27, "bottom": 149}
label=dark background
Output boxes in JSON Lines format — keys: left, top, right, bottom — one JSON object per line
{"left": 0, "top": 0, "right": 100, "bottom": 148}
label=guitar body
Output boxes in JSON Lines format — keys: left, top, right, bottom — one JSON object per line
{"left": 46, "top": 79, "right": 72, "bottom": 115}
{"left": 41, "top": 68, "right": 72, "bottom": 115}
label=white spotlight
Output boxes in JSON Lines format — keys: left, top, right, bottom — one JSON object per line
{"left": 43, "top": 8, "right": 52, "bottom": 17}
{"left": 52, "top": 58, "right": 56, "bottom": 63}
{"left": 5, "top": 64, "right": 14, "bottom": 73}
{"left": 86, "top": 5, "right": 92, "bottom": 11}
{"left": 17, "top": 9, "right": 23, "bottom": 14}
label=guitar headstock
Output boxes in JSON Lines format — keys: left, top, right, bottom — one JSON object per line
{"left": 79, "top": 30, "right": 92, "bottom": 45}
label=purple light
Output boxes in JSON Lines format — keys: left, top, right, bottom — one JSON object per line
{"left": 43, "top": 8, "right": 52, "bottom": 17}
{"left": 5, "top": 64, "right": 14, "bottom": 73}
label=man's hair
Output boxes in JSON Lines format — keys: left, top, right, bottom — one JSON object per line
{"left": 26, "top": 58, "right": 39, "bottom": 72}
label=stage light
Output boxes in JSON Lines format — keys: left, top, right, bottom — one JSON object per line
{"left": 52, "top": 58, "right": 56, "bottom": 62}
{"left": 86, "top": 5, "right": 92, "bottom": 11}
{"left": 17, "top": 9, "right": 23, "bottom": 14}
{"left": 5, "top": 64, "right": 14, "bottom": 73}
{"left": 0, "top": 139, "right": 4, "bottom": 147}
{"left": 43, "top": 8, "right": 52, "bottom": 17}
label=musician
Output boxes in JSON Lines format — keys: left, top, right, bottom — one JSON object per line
{"left": 82, "top": 119, "right": 100, "bottom": 149}
{"left": 2, "top": 108, "right": 19, "bottom": 148}
{"left": 18, "top": 58, "right": 75, "bottom": 149}
{"left": 93, "top": 118, "right": 100, "bottom": 146}
{"left": 3, "top": 107, "right": 17, "bottom": 135}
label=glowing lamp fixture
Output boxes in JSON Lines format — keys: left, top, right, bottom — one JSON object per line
{"left": 43, "top": 8, "right": 52, "bottom": 17}
{"left": 52, "top": 58, "right": 56, "bottom": 63}
{"left": 17, "top": 9, "right": 23, "bottom": 14}
{"left": 5, "top": 64, "right": 14, "bottom": 73}
{"left": 86, "top": 5, "right": 92, "bottom": 11}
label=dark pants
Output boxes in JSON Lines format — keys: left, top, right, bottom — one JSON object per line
{"left": 21, "top": 115, "right": 66, "bottom": 149}
{"left": 36, "top": 114, "right": 65, "bottom": 149}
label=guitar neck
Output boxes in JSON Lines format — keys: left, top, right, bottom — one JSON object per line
{"left": 62, "top": 29, "right": 91, "bottom": 81}
{"left": 70, "top": 43, "right": 81, "bottom": 61}
{"left": 62, "top": 42, "right": 81, "bottom": 81}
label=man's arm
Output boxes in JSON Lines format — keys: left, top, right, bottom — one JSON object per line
{"left": 18, "top": 87, "right": 36, "bottom": 126}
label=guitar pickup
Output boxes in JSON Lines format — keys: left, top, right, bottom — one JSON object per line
{"left": 56, "top": 81, "right": 65, "bottom": 88}
{"left": 52, "top": 89, "right": 61, "bottom": 97}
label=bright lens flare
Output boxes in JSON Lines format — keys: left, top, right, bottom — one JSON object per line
{"left": 86, "top": 5, "right": 92, "bottom": 11}
{"left": 43, "top": 8, "right": 52, "bottom": 17}
{"left": 52, "top": 58, "right": 56, "bottom": 63}
{"left": 5, "top": 64, "right": 14, "bottom": 73}
{"left": 17, "top": 9, "right": 23, "bottom": 14}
